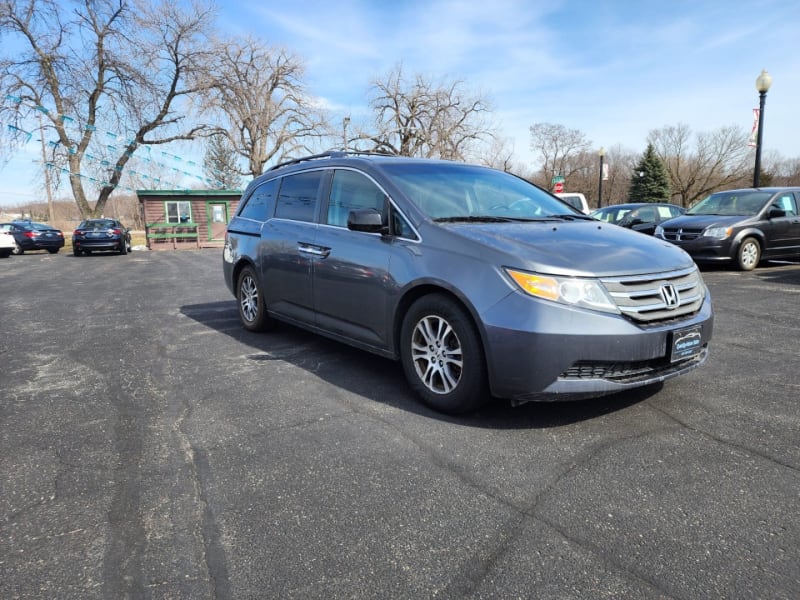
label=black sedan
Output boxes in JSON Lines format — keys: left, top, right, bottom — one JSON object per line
{"left": 590, "top": 202, "right": 685, "bottom": 235}
{"left": 72, "top": 218, "right": 132, "bottom": 256}
{"left": 0, "top": 220, "right": 65, "bottom": 254}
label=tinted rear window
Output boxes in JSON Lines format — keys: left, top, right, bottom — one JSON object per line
{"left": 239, "top": 178, "right": 279, "bottom": 221}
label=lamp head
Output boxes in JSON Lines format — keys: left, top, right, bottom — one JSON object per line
{"left": 755, "top": 69, "right": 772, "bottom": 94}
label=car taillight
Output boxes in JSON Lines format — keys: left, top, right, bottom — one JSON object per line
{"left": 111, "top": 228, "right": 121, "bottom": 234}
{"left": 24, "top": 231, "right": 36, "bottom": 238}
{"left": 73, "top": 230, "right": 82, "bottom": 236}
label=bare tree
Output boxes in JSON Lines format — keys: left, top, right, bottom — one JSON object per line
{"left": 201, "top": 37, "right": 326, "bottom": 177}
{"left": 364, "top": 65, "right": 494, "bottom": 160}
{"left": 0, "top": 0, "right": 218, "bottom": 218}
{"left": 767, "top": 152, "right": 800, "bottom": 187}
{"left": 647, "top": 123, "right": 752, "bottom": 206}
{"left": 529, "top": 123, "right": 593, "bottom": 189}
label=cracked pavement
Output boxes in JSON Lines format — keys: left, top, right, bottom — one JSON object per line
{"left": 1, "top": 250, "right": 798, "bottom": 599}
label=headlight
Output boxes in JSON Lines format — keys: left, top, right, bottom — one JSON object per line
{"left": 505, "top": 268, "right": 619, "bottom": 314}
{"left": 704, "top": 226, "right": 732, "bottom": 239}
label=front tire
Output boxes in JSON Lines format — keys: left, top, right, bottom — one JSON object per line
{"left": 236, "top": 265, "right": 274, "bottom": 332}
{"left": 737, "top": 237, "right": 761, "bottom": 271}
{"left": 400, "top": 294, "right": 488, "bottom": 414}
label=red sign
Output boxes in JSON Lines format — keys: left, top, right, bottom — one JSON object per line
{"left": 553, "top": 182, "right": 564, "bottom": 193}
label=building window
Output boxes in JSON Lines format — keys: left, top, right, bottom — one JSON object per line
{"left": 166, "top": 201, "right": 192, "bottom": 224}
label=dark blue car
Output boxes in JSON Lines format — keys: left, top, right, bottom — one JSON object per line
{"left": 72, "top": 218, "right": 132, "bottom": 256}
{"left": 0, "top": 220, "right": 65, "bottom": 254}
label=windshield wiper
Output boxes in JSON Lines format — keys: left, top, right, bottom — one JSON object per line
{"left": 551, "top": 213, "right": 595, "bottom": 221}
{"left": 434, "top": 216, "right": 518, "bottom": 223}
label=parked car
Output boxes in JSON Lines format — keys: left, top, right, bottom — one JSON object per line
{"left": 655, "top": 187, "right": 800, "bottom": 270}
{"left": 591, "top": 202, "right": 686, "bottom": 235}
{"left": 223, "top": 152, "right": 713, "bottom": 414}
{"left": 72, "top": 218, "right": 132, "bottom": 256}
{"left": 555, "top": 192, "right": 590, "bottom": 214}
{"left": 0, "top": 226, "right": 15, "bottom": 258}
{"left": 0, "top": 220, "right": 64, "bottom": 254}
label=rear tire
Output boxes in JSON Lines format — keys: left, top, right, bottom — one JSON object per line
{"left": 236, "top": 265, "right": 274, "bottom": 332}
{"left": 47, "top": 248, "right": 59, "bottom": 254}
{"left": 73, "top": 247, "right": 81, "bottom": 256}
{"left": 119, "top": 240, "right": 128, "bottom": 255}
{"left": 737, "top": 237, "right": 761, "bottom": 271}
{"left": 400, "top": 294, "right": 488, "bottom": 414}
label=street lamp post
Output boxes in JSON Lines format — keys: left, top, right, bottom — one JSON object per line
{"left": 342, "top": 116, "right": 351, "bottom": 152}
{"left": 753, "top": 69, "right": 772, "bottom": 188}
{"left": 598, "top": 147, "right": 605, "bottom": 208}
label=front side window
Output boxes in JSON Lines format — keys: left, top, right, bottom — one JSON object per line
{"left": 166, "top": 201, "right": 192, "bottom": 224}
{"left": 773, "top": 193, "right": 798, "bottom": 216}
{"left": 274, "top": 171, "right": 323, "bottom": 222}
{"left": 327, "top": 170, "right": 385, "bottom": 227}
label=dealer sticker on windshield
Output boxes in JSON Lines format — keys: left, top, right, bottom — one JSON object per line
{"left": 670, "top": 325, "right": 703, "bottom": 362}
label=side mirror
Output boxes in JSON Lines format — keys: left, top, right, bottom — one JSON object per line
{"left": 348, "top": 208, "right": 387, "bottom": 234}
{"left": 768, "top": 206, "right": 786, "bottom": 219}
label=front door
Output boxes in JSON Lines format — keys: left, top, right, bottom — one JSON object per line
{"left": 208, "top": 202, "right": 229, "bottom": 241}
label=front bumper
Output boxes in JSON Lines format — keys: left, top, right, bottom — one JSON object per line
{"left": 480, "top": 289, "right": 713, "bottom": 401}
{"left": 659, "top": 236, "right": 734, "bottom": 263}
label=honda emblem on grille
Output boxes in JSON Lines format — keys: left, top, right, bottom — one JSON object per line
{"left": 660, "top": 283, "right": 680, "bottom": 309}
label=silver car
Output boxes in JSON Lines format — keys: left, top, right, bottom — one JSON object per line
{"left": 223, "top": 153, "right": 713, "bottom": 414}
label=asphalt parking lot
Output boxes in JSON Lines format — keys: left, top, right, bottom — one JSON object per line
{"left": 1, "top": 249, "right": 798, "bottom": 599}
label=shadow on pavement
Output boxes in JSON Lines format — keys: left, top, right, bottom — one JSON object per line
{"left": 180, "top": 300, "right": 662, "bottom": 430}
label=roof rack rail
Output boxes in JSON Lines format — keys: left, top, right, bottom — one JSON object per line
{"left": 267, "top": 150, "right": 397, "bottom": 172}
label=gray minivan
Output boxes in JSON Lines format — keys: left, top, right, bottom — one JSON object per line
{"left": 223, "top": 152, "right": 713, "bottom": 414}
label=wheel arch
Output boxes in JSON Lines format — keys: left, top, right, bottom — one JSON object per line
{"left": 231, "top": 256, "right": 259, "bottom": 294}
{"left": 731, "top": 227, "right": 766, "bottom": 254}
{"left": 391, "top": 282, "right": 488, "bottom": 361}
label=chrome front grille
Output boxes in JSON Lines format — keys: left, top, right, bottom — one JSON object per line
{"left": 601, "top": 266, "right": 705, "bottom": 323}
{"left": 661, "top": 227, "right": 703, "bottom": 241}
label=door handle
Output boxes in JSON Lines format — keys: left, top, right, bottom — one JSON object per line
{"left": 298, "top": 243, "right": 331, "bottom": 258}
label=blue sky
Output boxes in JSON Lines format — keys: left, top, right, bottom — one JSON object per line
{"left": 2, "top": 0, "right": 799, "bottom": 207}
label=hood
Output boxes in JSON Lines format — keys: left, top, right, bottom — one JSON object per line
{"left": 439, "top": 220, "right": 695, "bottom": 277}
{"left": 660, "top": 214, "right": 753, "bottom": 230}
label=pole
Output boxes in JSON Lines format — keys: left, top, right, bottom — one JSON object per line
{"left": 753, "top": 91, "right": 767, "bottom": 187}
{"left": 598, "top": 151, "right": 604, "bottom": 208}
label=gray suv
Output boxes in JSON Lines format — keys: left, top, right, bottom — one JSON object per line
{"left": 223, "top": 152, "right": 713, "bottom": 414}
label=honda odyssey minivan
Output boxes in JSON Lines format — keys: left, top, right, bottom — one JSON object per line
{"left": 223, "top": 152, "right": 713, "bottom": 414}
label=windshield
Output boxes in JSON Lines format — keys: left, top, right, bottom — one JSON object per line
{"left": 687, "top": 191, "right": 771, "bottom": 216}
{"left": 380, "top": 162, "right": 580, "bottom": 221}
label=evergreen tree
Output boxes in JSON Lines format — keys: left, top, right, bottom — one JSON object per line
{"left": 629, "top": 143, "right": 670, "bottom": 202}
{"left": 203, "top": 134, "right": 243, "bottom": 189}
